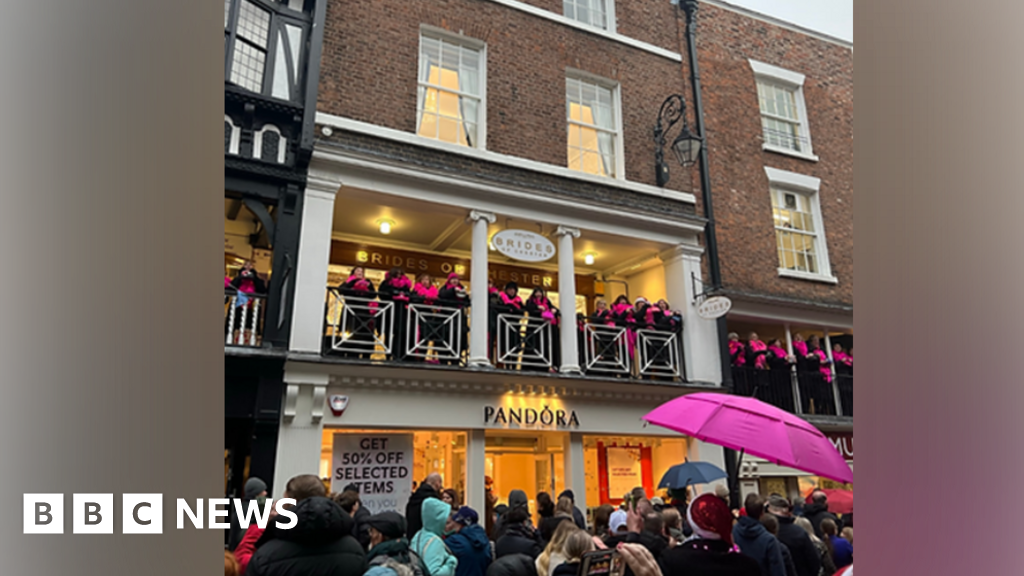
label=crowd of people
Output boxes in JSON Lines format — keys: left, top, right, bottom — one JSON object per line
{"left": 225, "top": 474, "right": 853, "bottom": 576}
{"left": 729, "top": 332, "right": 853, "bottom": 415}
{"left": 331, "top": 266, "right": 684, "bottom": 374}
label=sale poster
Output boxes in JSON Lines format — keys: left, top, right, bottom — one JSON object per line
{"left": 606, "top": 447, "right": 643, "bottom": 499}
{"left": 332, "top": 433, "right": 414, "bottom": 514}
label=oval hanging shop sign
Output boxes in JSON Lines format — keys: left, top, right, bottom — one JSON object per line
{"left": 491, "top": 230, "right": 555, "bottom": 263}
{"left": 697, "top": 296, "right": 732, "bottom": 319}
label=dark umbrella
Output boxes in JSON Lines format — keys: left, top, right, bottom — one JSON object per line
{"left": 657, "top": 461, "right": 727, "bottom": 490}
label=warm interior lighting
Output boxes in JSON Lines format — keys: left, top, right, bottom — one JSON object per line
{"left": 567, "top": 103, "right": 608, "bottom": 176}
{"left": 418, "top": 66, "right": 469, "bottom": 146}
{"left": 584, "top": 253, "right": 596, "bottom": 266}
{"left": 377, "top": 219, "right": 394, "bottom": 235}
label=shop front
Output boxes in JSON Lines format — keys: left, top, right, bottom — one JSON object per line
{"left": 274, "top": 363, "right": 726, "bottom": 520}
{"left": 738, "top": 430, "right": 853, "bottom": 502}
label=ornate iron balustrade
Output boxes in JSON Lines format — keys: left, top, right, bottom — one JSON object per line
{"left": 325, "top": 291, "right": 395, "bottom": 357}
{"left": 495, "top": 313, "right": 556, "bottom": 371}
{"left": 225, "top": 289, "right": 266, "bottom": 347}
{"left": 582, "top": 323, "right": 631, "bottom": 376}
{"left": 635, "top": 328, "right": 683, "bottom": 379}
{"left": 405, "top": 303, "right": 467, "bottom": 364}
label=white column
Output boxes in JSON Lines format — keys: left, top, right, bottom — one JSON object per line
{"left": 785, "top": 323, "right": 802, "bottom": 412}
{"left": 823, "top": 329, "right": 843, "bottom": 415}
{"left": 554, "top": 226, "right": 581, "bottom": 374}
{"left": 465, "top": 429, "right": 486, "bottom": 514}
{"left": 565, "top": 432, "right": 587, "bottom": 521}
{"left": 662, "top": 243, "right": 720, "bottom": 385}
{"left": 271, "top": 367, "right": 329, "bottom": 499}
{"left": 468, "top": 211, "right": 496, "bottom": 368}
{"left": 289, "top": 175, "right": 340, "bottom": 353}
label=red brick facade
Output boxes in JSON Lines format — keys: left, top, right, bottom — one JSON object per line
{"left": 317, "top": 0, "right": 691, "bottom": 194}
{"left": 694, "top": 4, "right": 853, "bottom": 308}
{"left": 316, "top": 0, "right": 853, "bottom": 308}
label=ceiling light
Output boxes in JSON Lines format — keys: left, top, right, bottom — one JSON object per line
{"left": 584, "top": 253, "right": 596, "bottom": 266}
{"left": 377, "top": 219, "right": 394, "bottom": 235}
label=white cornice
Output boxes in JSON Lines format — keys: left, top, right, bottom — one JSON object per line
{"left": 484, "top": 0, "right": 682, "bottom": 61}
{"left": 314, "top": 113, "right": 698, "bottom": 207}
{"left": 700, "top": 0, "right": 853, "bottom": 49}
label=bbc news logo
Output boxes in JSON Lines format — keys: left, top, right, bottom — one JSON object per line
{"left": 23, "top": 494, "right": 296, "bottom": 534}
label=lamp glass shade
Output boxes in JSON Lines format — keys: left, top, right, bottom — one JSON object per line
{"left": 671, "top": 130, "right": 703, "bottom": 167}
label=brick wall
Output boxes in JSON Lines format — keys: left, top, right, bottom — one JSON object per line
{"left": 694, "top": 4, "right": 853, "bottom": 307}
{"left": 317, "top": 0, "right": 691, "bottom": 194}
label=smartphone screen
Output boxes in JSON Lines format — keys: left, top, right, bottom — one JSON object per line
{"left": 581, "top": 550, "right": 625, "bottom": 576}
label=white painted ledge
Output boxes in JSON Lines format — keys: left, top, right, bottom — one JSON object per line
{"left": 315, "top": 112, "right": 697, "bottom": 206}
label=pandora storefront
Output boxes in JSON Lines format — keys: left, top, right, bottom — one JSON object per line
{"left": 272, "top": 361, "right": 727, "bottom": 519}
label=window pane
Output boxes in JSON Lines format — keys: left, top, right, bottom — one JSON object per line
{"left": 231, "top": 40, "right": 266, "bottom": 92}
{"left": 237, "top": 0, "right": 270, "bottom": 48}
{"left": 418, "top": 38, "right": 481, "bottom": 148}
{"left": 225, "top": 0, "right": 232, "bottom": 28}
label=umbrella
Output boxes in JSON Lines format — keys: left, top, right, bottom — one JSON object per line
{"left": 815, "top": 488, "right": 853, "bottom": 515}
{"left": 658, "top": 461, "right": 727, "bottom": 490}
{"left": 642, "top": 392, "right": 853, "bottom": 483}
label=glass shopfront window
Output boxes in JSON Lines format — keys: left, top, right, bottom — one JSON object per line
{"left": 321, "top": 429, "right": 468, "bottom": 502}
{"left": 484, "top": 430, "right": 567, "bottom": 525}
{"left": 582, "top": 435, "right": 688, "bottom": 506}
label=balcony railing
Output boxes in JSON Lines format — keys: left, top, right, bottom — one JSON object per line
{"left": 225, "top": 289, "right": 266, "bottom": 347}
{"left": 732, "top": 365, "right": 851, "bottom": 417}
{"left": 496, "top": 313, "right": 556, "bottom": 371}
{"left": 323, "top": 291, "right": 685, "bottom": 381}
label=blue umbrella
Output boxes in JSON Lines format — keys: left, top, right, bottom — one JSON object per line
{"left": 657, "top": 461, "right": 727, "bottom": 490}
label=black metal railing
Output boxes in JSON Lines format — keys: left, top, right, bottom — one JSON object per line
{"left": 321, "top": 289, "right": 687, "bottom": 381}
{"left": 732, "top": 366, "right": 851, "bottom": 417}
{"left": 225, "top": 289, "right": 266, "bottom": 347}
{"left": 325, "top": 290, "right": 468, "bottom": 365}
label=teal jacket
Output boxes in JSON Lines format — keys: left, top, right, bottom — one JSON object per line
{"left": 410, "top": 499, "right": 458, "bottom": 576}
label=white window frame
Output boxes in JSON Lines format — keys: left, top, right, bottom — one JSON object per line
{"left": 562, "top": 0, "right": 616, "bottom": 33}
{"left": 417, "top": 26, "right": 488, "bottom": 150}
{"left": 565, "top": 69, "right": 624, "bottom": 180}
{"left": 764, "top": 166, "right": 836, "bottom": 283}
{"left": 749, "top": 59, "right": 818, "bottom": 162}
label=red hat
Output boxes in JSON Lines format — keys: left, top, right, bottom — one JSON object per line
{"left": 686, "top": 493, "right": 735, "bottom": 547}
{"left": 448, "top": 272, "right": 460, "bottom": 280}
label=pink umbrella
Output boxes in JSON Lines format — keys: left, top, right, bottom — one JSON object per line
{"left": 642, "top": 392, "right": 852, "bottom": 483}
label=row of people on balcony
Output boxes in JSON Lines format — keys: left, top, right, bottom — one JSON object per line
{"left": 729, "top": 332, "right": 853, "bottom": 381}
{"left": 331, "top": 267, "right": 684, "bottom": 370}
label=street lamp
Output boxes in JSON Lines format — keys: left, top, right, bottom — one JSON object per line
{"left": 654, "top": 94, "right": 703, "bottom": 187}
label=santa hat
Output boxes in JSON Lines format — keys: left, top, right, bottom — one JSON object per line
{"left": 686, "top": 493, "right": 735, "bottom": 547}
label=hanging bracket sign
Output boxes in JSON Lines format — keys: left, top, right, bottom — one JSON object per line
{"left": 697, "top": 296, "right": 732, "bottom": 319}
{"left": 491, "top": 230, "right": 555, "bottom": 263}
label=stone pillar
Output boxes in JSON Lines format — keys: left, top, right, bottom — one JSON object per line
{"left": 271, "top": 367, "right": 329, "bottom": 499}
{"left": 468, "top": 211, "right": 496, "bottom": 368}
{"left": 554, "top": 226, "right": 581, "bottom": 374}
{"left": 289, "top": 175, "right": 339, "bottom": 353}
{"left": 465, "top": 429, "right": 487, "bottom": 514}
{"left": 661, "top": 243, "right": 720, "bottom": 384}
{"left": 567, "top": 432, "right": 587, "bottom": 521}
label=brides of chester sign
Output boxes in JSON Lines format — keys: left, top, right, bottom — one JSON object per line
{"left": 491, "top": 230, "right": 555, "bottom": 263}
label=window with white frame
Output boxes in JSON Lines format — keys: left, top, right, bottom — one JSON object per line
{"left": 765, "top": 167, "right": 834, "bottom": 282}
{"left": 417, "top": 34, "right": 484, "bottom": 148}
{"left": 749, "top": 59, "right": 814, "bottom": 158}
{"left": 566, "top": 76, "right": 619, "bottom": 178}
{"left": 564, "top": 0, "right": 612, "bottom": 30}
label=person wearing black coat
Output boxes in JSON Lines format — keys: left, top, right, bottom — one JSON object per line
{"left": 438, "top": 272, "right": 470, "bottom": 364}
{"left": 338, "top": 266, "right": 378, "bottom": 358}
{"left": 487, "top": 554, "right": 538, "bottom": 576}
{"left": 767, "top": 497, "right": 820, "bottom": 576}
{"left": 494, "top": 508, "right": 543, "bottom": 559}
{"left": 802, "top": 492, "right": 843, "bottom": 538}
{"left": 377, "top": 267, "right": 413, "bottom": 361}
{"left": 405, "top": 474, "right": 442, "bottom": 538}
{"left": 334, "top": 488, "right": 373, "bottom": 550}
{"left": 558, "top": 490, "right": 587, "bottom": 531}
{"left": 245, "top": 496, "right": 368, "bottom": 576}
